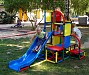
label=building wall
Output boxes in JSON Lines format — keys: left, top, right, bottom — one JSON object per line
{"left": 0, "top": 5, "right": 5, "bottom": 12}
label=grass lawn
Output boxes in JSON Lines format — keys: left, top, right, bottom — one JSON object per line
{"left": 0, "top": 37, "right": 89, "bottom": 75}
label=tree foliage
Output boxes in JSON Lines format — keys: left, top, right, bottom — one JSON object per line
{"left": 4, "top": 0, "right": 29, "bottom": 13}
{"left": 3, "top": 0, "right": 65, "bottom": 13}
{"left": 0, "top": 11, "right": 16, "bottom": 24}
{"left": 2, "top": 0, "right": 89, "bottom": 15}
{"left": 71, "top": 0, "right": 89, "bottom": 15}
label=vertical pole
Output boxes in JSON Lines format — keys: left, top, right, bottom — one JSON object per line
{"left": 74, "top": 45, "right": 76, "bottom": 49}
{"left": 84, "top": 52, "right": 85, "bottom": 56}
{"left": 64, "top": 0, "right": 69, "bottom": 20}
{"left": 62, "top": 49, "right": 65, "bottom": 60}
{"left": 55, "top": 52, "right": 58, "bottom": 63}
{"left": 69, "top": 47, "right": 71, "bottom": 58}
{"left": 50, "top": 12, "right": 53, "bottom": 44}
{"left": 44, "top": 10, "right": 46, "bottom": 32}
{"left": 45, "top": 50, "right": 47, "bottom": 60}
{"left": 51, "top": 12, "right": 52, "bottom": 32}
{"left": 79, "top": 48, "right": 81, "bottom": 60}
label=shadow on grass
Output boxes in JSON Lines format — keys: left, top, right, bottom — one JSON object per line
{"left": 0, "top": 38, "right": 30, "bottom": 75}
{"left": 0, "top": 37, "right": 89, "bottom": 75}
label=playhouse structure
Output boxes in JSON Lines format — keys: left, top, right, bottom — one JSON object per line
{"left": 8, "top": 9, "right": 85, "bottom": 72}
{"left": 8, "top": 0, "right": 85, "bottom": 72}
{"left": 44, "top": 11, "right": 85, "bottom": 63}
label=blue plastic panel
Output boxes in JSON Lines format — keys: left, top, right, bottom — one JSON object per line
{"left": 64, "top": 36, "right": 70, "bottom": 48}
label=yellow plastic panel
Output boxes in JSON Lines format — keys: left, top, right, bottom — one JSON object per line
{"left": 18, "top": 8, "right": 23, "bottom": 20}
{"left": 64, "top": 23, "right": 71, "bottom": 36}
{"left": 37, "top": 10, "right": 40, "bottom": 19}
{"left": 52, "top": 36, "right": 60, "bottom": 45}
{"left": 34, "top": 10, "right": 40, "bottom": 19}
{"left": 46, "top": 10, "right": 51, "bottom": 22}
{"left": 23, "top": 12, "right": 28, "bottom": 21}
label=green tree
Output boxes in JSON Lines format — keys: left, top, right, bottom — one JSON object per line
{"left": 71, "top": 0, "right": 89, "bottom": 15}
{"left": 3, "top": 0, "right": 65, "bottom": 13}
{"left": 0, "top": 0, "right": 4, "bottom": 4}
{"left": 4, "top": 0, "right": 30, "bottom": 13}
{"left": 3, "top": 0, "right": 65, "bottom": 26}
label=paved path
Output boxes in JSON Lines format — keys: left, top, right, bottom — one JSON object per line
{"left": 0, "top": 23, "right": 35, "bottom": 39}
{"left": 0, "top": 21, "right": 32, "bottom": 28}
{"left": 82, "top": 38, "right": 89, "bottom": 48}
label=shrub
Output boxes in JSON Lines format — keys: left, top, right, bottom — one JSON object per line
{"left": 0, "top": 11, "right": 16, "bottom": 24}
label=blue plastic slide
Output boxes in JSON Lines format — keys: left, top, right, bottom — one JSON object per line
{"left": 8, "top": 32, "right": 53, "bottom": 72}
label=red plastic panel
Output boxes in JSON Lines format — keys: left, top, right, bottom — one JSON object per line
{"left": 47, "top": 46, "right": 63, "bottom": 51}
{"left": 70, "top": 49, "right": 84, "bottom": 54}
